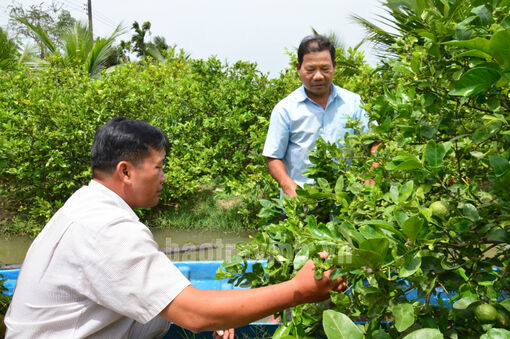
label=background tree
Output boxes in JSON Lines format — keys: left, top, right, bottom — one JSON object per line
{"left": 8, "top": 1, "right": 76, "bottom": 58}
{"left": 17, "top": 18, "right": 122, "bottom": 77}
{"left": 0, "top": 28, "right": 19, "bottom": 71}
{"left": 127, "top": 21, "right": 170, "bottom": 61}
{"left": 131, "top": 21, "right": 151, "bottom": 57}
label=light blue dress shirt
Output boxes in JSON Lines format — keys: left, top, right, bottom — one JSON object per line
{"left": 263, "top": 84, "right": 370, "bottom": 187}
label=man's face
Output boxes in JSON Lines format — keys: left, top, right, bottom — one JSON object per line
{"left": 297, "top": 49, "right": 336, "bottom": 100}
{"left": 128, "top": 148, "right": 166, "bottom": 209}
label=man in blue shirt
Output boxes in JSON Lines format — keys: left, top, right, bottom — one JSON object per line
{"left": 263, "top": 35, "right": 374, "bottom": 197}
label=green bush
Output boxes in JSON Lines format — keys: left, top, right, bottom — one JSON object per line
{"left": 0, "top": 52, "right": 297, "bottom": 228}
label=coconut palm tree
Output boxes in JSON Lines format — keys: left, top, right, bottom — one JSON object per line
{"left": 16, "top": 18, "right": 122, "bottom": 77}
{"left": 0, "top": 27, "right": 19, "bottom": 70}
{"left": 351, "top": 0, "right": 471, "bottom": 58}
{"left": 131, "top": 21, "right": 151, "bottom": 57}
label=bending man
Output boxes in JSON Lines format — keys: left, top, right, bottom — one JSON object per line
{"left": 5, "top": 117, "right": 345, "bottom": 338}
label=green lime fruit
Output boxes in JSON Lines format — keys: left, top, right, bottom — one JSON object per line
{"left": 475, "top": 304, "right": 499, "bottom": 324}
{"left": 430, "top": 201, "right": 449, "bottom": 219}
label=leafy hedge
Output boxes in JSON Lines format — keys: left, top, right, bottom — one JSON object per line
{"left": 0, "top": 41, "right": 370, "bottom": 231}
{"left": 0, "top": 52, "right": 298, "bottom": 229}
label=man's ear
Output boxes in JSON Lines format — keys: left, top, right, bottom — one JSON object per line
{"left": 296, "top": 62, "right": 301, "bottom": 70}
{"left": 116, "top": 161, "right": 132, "bottom": 183}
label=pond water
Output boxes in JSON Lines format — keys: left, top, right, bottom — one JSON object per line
{"left": 0, "top": 228, "right": 256, "bottom": 265}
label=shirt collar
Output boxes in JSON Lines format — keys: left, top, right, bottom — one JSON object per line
{"left": 297, "top": 84, "right": 341, "bottom": 105}
{"left": 88, "top": 180, "right": 140, "bottom": 221}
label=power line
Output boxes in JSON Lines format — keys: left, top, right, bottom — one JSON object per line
{"left": 64, "top": 0, "right": 84, "bottom": 8}
{"left": 58, "top": 0, "right": 86, "bottom": 20}
{"left": 93, "top": 10, "right": 117, "bottom": 27}
{"left": 60, "top": 0, "right": 119, "bottom": 33}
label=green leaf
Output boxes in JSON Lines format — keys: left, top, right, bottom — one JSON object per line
{"left": 462, "top": 203, "right": 479, "bottom": 221}
{"left": 359, "top": 238, "right": 389, "bottom": 258}
{"left": 317, "top": 177, "right": 331, "bottom": 191}
{"left": 392, "top": 303, "right": 415, "bottom": 332}
{"left": 310, "top": 223, "right": 335, "bottom": 240}
{"left": 339, "top": 221, "right": 366, "bottom": 245}
{"left": 389, "top": 184, "right": 400, "bottom": 204}
{"left": 293, "top": 243, "right": 311, "bottom": 270}
{"left": 272, "top": 323, "right": 292, "bottom": 339}
{"left": 360, "top": 220, "right": 406, "bottom": 239}
{"left": 329, "top": 268, "right": 347, "bottom": 280}
{"left": 259, "top": 199, "right": 273, "bottom": 208}
{"left": 447, "top": 28, "right": 510, "bottom": 69}
{"left": 323, "top": 310, "right": 363, "bottom": 339}
{"left": 334, "top": 175, "right": 345, "bottom": 194}
{"left": 471, "top": 5, "right": 490, "bottom": 26}
{"left": 399, "top": 251, "right": 422, "bottom": 277}
{"left": 486, "top": 228, "right": 510, "bottom": 243}
{"left": 500, "top": 299, "right": 510, "bottom": 313}
{"left": 401, "top": 215, "right": 424, "bottom": 242}
{"left": 424, "top": 141, "right": 451, "bottom": 168}
{"left": 489, "top": 29, "right": 510, "bottom": 69}
{"left": 16, "top": 17, "right": 57, "bottom": 54}
{"left": 449, "top": 67, "right": 501, "bottom": 97}
{"left": 352, "top": 248, "right": 384, "bottom": 269}
{"left": 457, "top": 267, "right": 469, "bottom": 281}
{"left": 453, "top": 296, "right": 479, "bottom": 310}
{"left": 399, "top": 180, "right": 414, "bottom": 203}
{"left": 480, "top": 328, "right": 510, "bottom": 339}
{"left": 489, "top": 156, "right": 510, "bottom": 177}
{"left": 402, "top": 328, "right": 443, "bottom": 339}
{"left": 386, "top": 154, "right": 423, "bottom": 171}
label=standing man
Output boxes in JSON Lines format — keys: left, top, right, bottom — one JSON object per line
{"left": 5, "top": 117, "right": 345, "bottom": 338}
{"left": 263, "top": 35, "right": 375, "bottom": 197}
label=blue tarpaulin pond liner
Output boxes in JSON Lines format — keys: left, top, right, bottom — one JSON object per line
{"left": 0, "top": 260, "right": 281, "bottom": 338}
{"left": 1, "top": 261, "right": 507, "bottom": 338}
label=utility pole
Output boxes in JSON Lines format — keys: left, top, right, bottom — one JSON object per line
{"left": 87, "top": 0, "right": 93, "bottom": 37}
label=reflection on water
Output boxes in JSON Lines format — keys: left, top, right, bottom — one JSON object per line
{"left": 152, "top": 228, "right": 255, "bottom": 261}
{"left": 0, "top": 228, "right": 256, "bottom": 265}
{"left": 0, "top": 236, "right": 33, "bottom": 265}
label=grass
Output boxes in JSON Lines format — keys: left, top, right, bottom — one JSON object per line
{"left": 0, "top": 216, "right": 43, "bottom": 238}
{"left": 147, "top": 187, "right": 257, "bottom": 232}
{"left": 0, "top": 187, "right": 259, "bottom": 237}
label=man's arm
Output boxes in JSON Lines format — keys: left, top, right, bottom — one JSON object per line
{"left": 159, "top": 257, "right": 344, "bottom": 333}
{"left": 267, "top": 157, "right": 297, "bottom": 197}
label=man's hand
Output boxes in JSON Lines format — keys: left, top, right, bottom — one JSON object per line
{"left": 363, "top": 161, "right": 380, "bottom": 185}
{"left": 213, "top": 329, "right": 234, "bottom": 339}
{"left": 282, "top": 181, "right": 298, "bottom": 197}
{"left": 267, "top": 158, "right": 298, "bottom": 197}
{"left": 290, "top": 252, "right": 346, "bottom": 305}
{"left": 364, "top": 142, "right": 383, "bottom": 185}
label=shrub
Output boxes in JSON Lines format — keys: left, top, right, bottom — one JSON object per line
{"left": 219, "top": 0, "right": 510, "bottom": 337}
{"left": 0, "top": 53, "right": 294, "bottom": 227}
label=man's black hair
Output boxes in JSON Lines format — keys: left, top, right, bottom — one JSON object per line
{"left": 90, "top": 117, "right": 169, "bottom": 176}
{"left": 297, "top": 35, "right": 336, "bottom": 66}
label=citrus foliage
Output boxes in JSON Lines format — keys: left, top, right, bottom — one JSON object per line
{"left": 219, "top": 0, "right": 509, "bottom": 337}
{"left": 0, "top": 52, "right": 298, "bottom": 229}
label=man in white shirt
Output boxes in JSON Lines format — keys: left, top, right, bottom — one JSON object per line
{"left": 5, "top": 117, "right": 345, "bottom": 338}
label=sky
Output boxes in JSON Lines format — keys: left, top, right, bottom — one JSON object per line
{"left": 0, "top": 0, "right": 390, "bottom": 77}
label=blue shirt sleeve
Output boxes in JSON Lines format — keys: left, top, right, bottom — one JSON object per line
{"left": 262, "top": 105, "right": 290, "bottom": 159}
